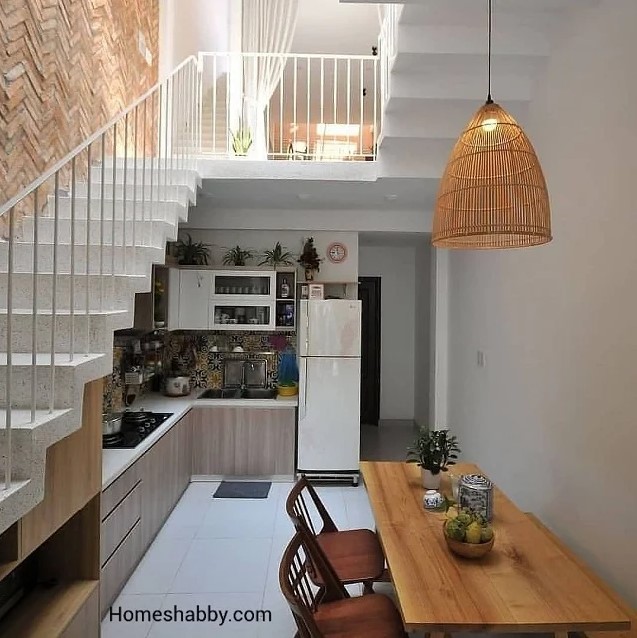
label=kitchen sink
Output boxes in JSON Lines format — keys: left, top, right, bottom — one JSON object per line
{"left": 198, "top": 388, "right": 277, "bottom": 400}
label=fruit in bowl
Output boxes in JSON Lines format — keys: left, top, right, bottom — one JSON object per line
{"left": 443, "top": 508, "right": 495, "bottom": 558}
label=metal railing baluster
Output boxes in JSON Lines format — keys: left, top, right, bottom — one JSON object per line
{"left": 86, "top": 145, "right": 91, "bottom": 355}
{"left": 5, "top": 206, "right": 15, "bottom": 488}
{"left": 50, "top": 172, "right": 59, "bottom": 413}
{"left": 31, "top": 191, "right": 39, "bottom": 422}
{"left": 123, "top": 114, "right": 128, "bottom": 275}
{"left": 70, "top": 157, "right": 76, "bottom": 360}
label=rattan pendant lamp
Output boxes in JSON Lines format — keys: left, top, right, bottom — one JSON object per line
{"left": 432, "top": 0, "right": 552, "bottom": 249}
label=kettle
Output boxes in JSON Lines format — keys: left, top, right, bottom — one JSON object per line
{"left": 164, "top": 376, "right": 191, "bottom": 397}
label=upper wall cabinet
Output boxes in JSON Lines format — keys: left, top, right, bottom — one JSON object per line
{"left": 167, "top": 268, "right": 296, "bottom": 332}
{"left": 178, "top": 270, "right": 212, "bottom": 330}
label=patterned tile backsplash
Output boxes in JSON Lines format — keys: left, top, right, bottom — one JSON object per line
{"left": 103, "top": 330, "right": 297, "bottom": 410}
{"left": 164, "top": 331, "right": 297, "bottom": 390}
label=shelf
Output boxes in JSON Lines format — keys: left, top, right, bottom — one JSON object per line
{"left": 276, "top": 298, "right": 295, "bottom": 302}
{"left": 275, "top": 327, "right": 296, "bottom": 332}
{"left": 0, "top": 580, "right": 98, "bottom": 638}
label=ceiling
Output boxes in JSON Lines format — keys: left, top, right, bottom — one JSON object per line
{"left": 198, "top": 176, "right": 437, "bottom": 211}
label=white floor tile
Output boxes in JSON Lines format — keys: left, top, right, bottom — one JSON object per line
{"left": 165, "top": 498, "right": 212, "bottom": 527}
{"left": 263, "top": 535, "right": 295, "bottom": 600}
{"left": 101, "top": 594, "right": 165, "bottom": 638}
{"left": 197, "top": 498, "right": 277, "bottom": 539}
{"left": 178, "top": 481, "right": 220, "bottom": 504}
{"left": 171, "top": 537, "right": 272, "bottom": 594}
{"left": 147, "top": 593, "right": 263, "bottom": 638}
{"left": 259, "top": 591, "right": 298, "bottom": 638}
{"left": 122, "top": 538, "right": 191, "bottom": 595}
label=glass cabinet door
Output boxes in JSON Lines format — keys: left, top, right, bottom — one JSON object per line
{"left": 212, "top": 271, "right": 275, "bottom": 297}
{"left": 209, "top": 302, "right": 274, "bottom": 330}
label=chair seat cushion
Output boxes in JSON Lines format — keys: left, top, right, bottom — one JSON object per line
{"left": 316, "top": 529, "right": 385, "bottom": 584}
{"left": 314, "top": 593, "right": 405, "bottom": 637}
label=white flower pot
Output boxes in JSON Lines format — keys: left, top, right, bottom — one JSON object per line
{"left": 421, "top": 468, "right": 441, "bottom": 490}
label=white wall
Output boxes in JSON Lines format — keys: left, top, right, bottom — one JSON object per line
{"left": 291, "top": 0, "right": 379, "bottom": 55}
{"left": 446, "top": 0, "right": 637, "bottom": 604}
{"left": 414, "top": 241, "right": 431, "bottom": 428}
{"left": 359, "top": 245, "right": 416, "bottom": 422}
{"left": 159, "top": 0, "right": 232, "bottom": 75}
{"left": 180, "top": 229, "right": 359, "bottom": 283}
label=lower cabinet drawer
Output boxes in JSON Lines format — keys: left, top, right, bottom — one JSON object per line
{"left": 100, "top": 519, "right": 143, "bottom": 617}
{"left": 102, "top": 464, "right": 141, "bottom": 520}
{"left": 100, "top": 482, "right": 142, "bottom": 566}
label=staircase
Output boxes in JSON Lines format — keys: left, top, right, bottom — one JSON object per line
{"left": 372, "top": 0, "right": 593, "bottom": 200}
{"left": 0, "top": 57, "right": 200, "bottom": 535}
{"left": 201, "top": 74, "right": 230, "bottom": 155}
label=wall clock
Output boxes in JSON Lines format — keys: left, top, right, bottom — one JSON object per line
{"left": 326, "top": 242, "right": 348, "bottom": 264}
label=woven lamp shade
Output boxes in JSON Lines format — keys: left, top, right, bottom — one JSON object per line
{"left": 433, "top": 101, "right": 552, "bottom": 249}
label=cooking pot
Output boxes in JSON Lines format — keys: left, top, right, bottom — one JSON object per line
{"left": 102, "top": 413, "right": 123, "bottom": 436}
{"left": 164, "top": 376, "right": 191, "bottom": 397}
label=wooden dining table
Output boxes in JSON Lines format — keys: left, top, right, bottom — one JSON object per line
{"left": 360, "top": 461, "right": 633, "bottom": 638}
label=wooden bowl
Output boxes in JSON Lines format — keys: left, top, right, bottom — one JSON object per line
{"left": 443, "top": 523, "right": 495, "bottom": 558}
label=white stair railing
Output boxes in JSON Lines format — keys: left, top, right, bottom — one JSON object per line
{"left": 198, "top": 52, "right": 379, "bottom": 160}
{"left": 0, "top": 56, "right": 200, "bottom": 491}
{"left": 378, "top": 4, "right": 401, "bottom": 113}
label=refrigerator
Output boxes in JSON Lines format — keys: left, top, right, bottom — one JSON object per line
{"left": 297, "top": 300, "right": 362, "bottom": 483}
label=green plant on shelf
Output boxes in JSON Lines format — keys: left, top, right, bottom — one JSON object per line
{"left": 259, "top": 242, "right": 295, "bottom": 267}
{"left": 222, "top": 245, "right": 255, "bottom": 266}
{"left": 175, "top": 234, "right": 211, "bottom": 266}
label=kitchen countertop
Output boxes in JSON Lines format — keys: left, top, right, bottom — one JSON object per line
{"left": 102, "top": 390, "right": 298, "bottom": 489}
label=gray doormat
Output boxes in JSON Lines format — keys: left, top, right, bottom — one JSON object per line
{"left": 213, "top": 481, "right": 272, "bottom": 499}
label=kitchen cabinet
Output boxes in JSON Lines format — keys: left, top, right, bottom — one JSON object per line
{"left": 191, "top": 407, "right": 295, "bottom": 476}
{"left": 177, "top": 269, "right": 211, "bottom": 330}
{"left": 166, "top": 268, "right": 297, "bottom": 331}
{"left": 100, "top": 410, "right": 193, "bottom": 616}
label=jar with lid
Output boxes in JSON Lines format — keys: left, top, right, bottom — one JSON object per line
{"left": 458, "top": 474, "right": 494, "bottom": 521}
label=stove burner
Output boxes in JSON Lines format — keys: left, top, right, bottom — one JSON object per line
{"left": 102, "top": 412, "right": 172, "bottom": 449}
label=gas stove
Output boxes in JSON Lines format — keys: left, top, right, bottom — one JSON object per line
{"left": 102, "top": 411, "right": 173, "bottom": 449}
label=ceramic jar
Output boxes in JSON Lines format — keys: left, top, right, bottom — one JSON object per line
{"left": 423, "top": 489, "right": 444, "bottom": 510}
{"left": 458, "top": 474, "right": 494, "bottom": 521}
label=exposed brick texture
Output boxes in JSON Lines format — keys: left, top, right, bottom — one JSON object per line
{"left": 0, "top": 0, "right": 159, "bottom": 218}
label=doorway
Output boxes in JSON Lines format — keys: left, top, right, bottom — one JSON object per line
{"left": 358, "top": 277, "right": 381, "bottom": 426}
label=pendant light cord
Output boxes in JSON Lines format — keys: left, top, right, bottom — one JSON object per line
{"left": 487, "top": 0, "right": 493, "bottom": 104}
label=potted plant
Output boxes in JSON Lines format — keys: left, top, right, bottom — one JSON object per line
{"left": 298, "top": 237, "right": 323, "bottom": 281}
{"left": 175, "top": 234, "right": 211, "bottom": 266}
{"left": 258, "top": 242, "right": 294, "bottom": 268}
{"left": 231, "top": 122, "right": 253, "bottom": 156}
{"left": 406, "top": 428, "right": 461, "bottom": 490}
{"left": 222, "top": 245, "right": 255, "bottom": 266}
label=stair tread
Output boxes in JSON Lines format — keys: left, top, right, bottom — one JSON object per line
{"left": 0, "top": 408, "right": 72, "bottom": 428}
{"left": 0, "top": 308, "right": 129, "bottom": 317}
{"left": 0, "top": 479, "right": 30, "bottom": 498}
{"left": 0, "top": 352, "right": 106, "bottom": 366}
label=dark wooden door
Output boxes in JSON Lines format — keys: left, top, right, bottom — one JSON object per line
{"left": 358, "top": 277, "right": 381, "bottom": 426}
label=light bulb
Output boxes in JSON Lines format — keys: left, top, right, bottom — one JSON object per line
{"left": 482, "top": 118, "right": 498, "bottom": 132}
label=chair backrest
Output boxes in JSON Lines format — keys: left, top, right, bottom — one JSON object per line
{"left": 279, "top": 530, "right": 348, "bottom": 638}
{"left": 286, "top": 476, "right": 338, "bottom": 538}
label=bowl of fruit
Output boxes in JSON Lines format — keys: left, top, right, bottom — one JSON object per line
{"left": 443, "top": 507, "right": 495, "bottom": 558}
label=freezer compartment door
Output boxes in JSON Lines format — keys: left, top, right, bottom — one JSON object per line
{"left": 299, "top": 300, "right": 362, "bottom": 358}
{"left": 298, "top": 357, "right": 361, "bottom": 472}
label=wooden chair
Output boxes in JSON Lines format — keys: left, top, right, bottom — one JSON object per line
{"left": 279, "top": 530, "right": 406, "bottom": 638}
{"left": 286, "top": 476, "right": 385, "bottom": 594}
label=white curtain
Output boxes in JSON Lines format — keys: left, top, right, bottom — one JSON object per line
{"left": 242, "top": 0, "right": 299, "bottom": 158}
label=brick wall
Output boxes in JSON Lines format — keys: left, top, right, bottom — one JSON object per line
{"left": 0, "top": 0, "right": 159, "bottom": 216}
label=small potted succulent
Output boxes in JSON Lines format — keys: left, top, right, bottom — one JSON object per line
{"left": 231, "top": 122, "right": 253, "bottom": 156}
{"left": 298, "top": 237, "right": 323, "bottom": 281}
{"left": 222, "top": 245, "right": 255, "bottom": 266}
{"left": 406, "top": 428, "right": 460, "bottom": 490}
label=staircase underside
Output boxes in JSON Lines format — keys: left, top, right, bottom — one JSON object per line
{"left": 0, "top": 162, "right": 200, "bottom": 535}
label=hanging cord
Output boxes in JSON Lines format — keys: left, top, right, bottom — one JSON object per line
{"left": 487, "top": 0, "right": 493, "bottom": 103}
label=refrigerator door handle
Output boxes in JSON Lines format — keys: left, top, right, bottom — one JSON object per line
{"left": 299, "top": 358, "right": 308, "bottom": 420}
